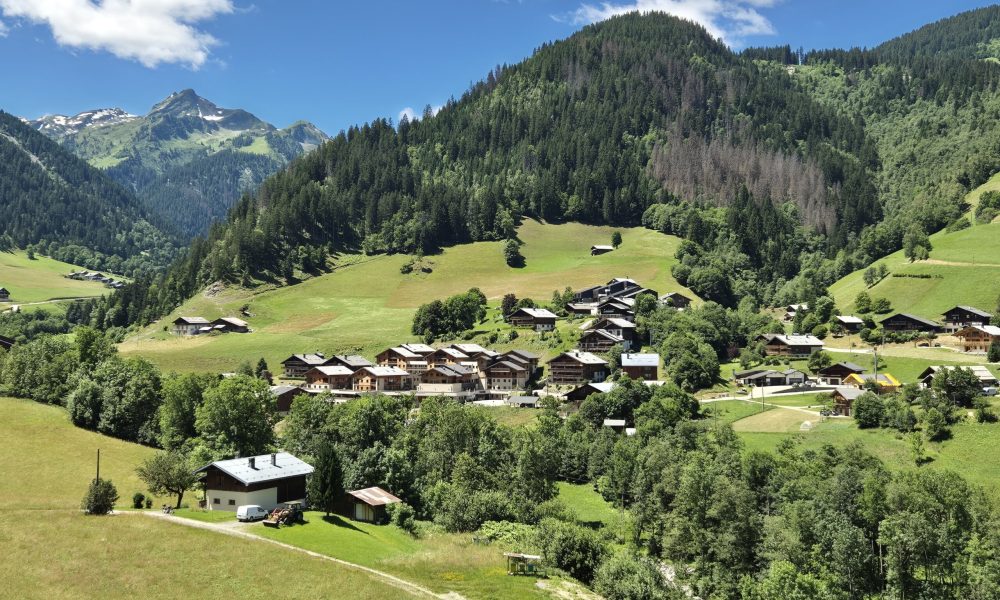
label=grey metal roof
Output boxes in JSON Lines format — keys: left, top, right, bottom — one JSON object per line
{"left": 552, "top": 350, "right": 608, "bottom": 365}
{"left": 174, "top": 316, "right": 210, "bottom": 324}
{"left": 835, "top": 387, "right": 865, "bottom": 400}
{"left": 283, "top": 353, "right": 327, "bottom": 366}
{"left": 333, "top": 354, "right": 373, "bottom": 368}
{"left": 312, "top": 365, "right": 355, "bottom": 376}
{"left": 269, "top": 385, "right": 300, "bottom": 395}
{"left": 603, "top": 419, "right": 627, "bottom": 427}
{"left": 358, "top": 366, "right": 411, "bottom": 377}
{"left": 950, "top": 305, "right": 993, "bottom": 319}
{"left": 196, "top": 452, "right": 314, "bottom": 485}
{"left": 515, "top": 307, "right": 558, "bottom": 319}
{"left": 621, "top": 353, "right": 659, "bottom": 367}
{"left": 215, "top": 316, "right": 248, "bottom": 327}
{"left": 881, "top": 313, "right": 940, "bottom": 327}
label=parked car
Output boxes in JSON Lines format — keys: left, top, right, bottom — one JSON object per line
{"left": 237, "top": 505, "right": 269, "bottom": 522}
{"left": 983, "top": 387, "right": 999, "bottom": 397}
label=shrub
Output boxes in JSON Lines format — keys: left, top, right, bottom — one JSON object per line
{"left": 387, "top": 502, "right": 417, "bottom": 536}
{"left": 594, "top": 551, "right": 675, "bottom": 600}
{"left": 852, "top": 392, "right": 884, "bottom": 429}
{"left": 988, "top": 341, "right": 1000, "bottom": 363}
{"left": 924, "top": 407, "right": 948, "bottom": 441}
{"left": 82, "top": 478, "right": 119, "bottom": 515}
{"left": 476, "top": 520, "right": 538, "bottom": 550}
{"left": 132, "top": 492, "right": 146, "bottom": 509}
{"left": 145, "top": 498, "right": 153, "bottom": 509}
{"left": 537, "top": 518, "right": 607, "bottom": 583}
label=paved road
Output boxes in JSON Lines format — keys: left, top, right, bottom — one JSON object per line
{"left": 134, "top": 511, "right": 456, "bottom": 599}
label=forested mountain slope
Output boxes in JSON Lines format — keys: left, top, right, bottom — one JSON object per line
{"left": 29, "top": 90, "right": 328, "bottom": 238}
{"left": 0, "top": 112, "right": 176, "bottom": 275}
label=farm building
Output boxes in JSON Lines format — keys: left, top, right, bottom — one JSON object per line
{"left": 783, "top": 303, "right": 808, "bottom": 322}
{"left": 832, "top": 387, "right": 865, "bottom": 417}
{"left": 345, "top": 487, "right": 401, "bottom": 523}
{"left": 834, "top": 315, "right": 865, "bottom": 333}
{"left": 212, "top": 316, "right": 249, "bottom": 333}
{"left": 0, "top": 287, "right": 9, "bottom": 301}
{"left": 621, "top": 353, "right": 659, "bottom": 380}
{"left": 270, "top": 385, "right": 307, "bottom": 413}
{"left": 816, "top": 362, "right": 866, "bottom": 385}
{"left": 303, "top": 365, "right": 355, "bottom": 391}
{"left": 844, "top": 373, "right": 901, "bottom": 394}
{"left": 351, "top": 366, "right": 413, "bottom": 392}
{"left": 547, "top": 351, "right": 609, "bottom": 385}
{"left": 759, "top": 334, "right": 823, "bottom": 358}
{"left": 564, "top": 381, "right": 614, "bottom": 402}
{"left": 578, "top": 328, "right": 625, "bottom": 353}
{"left": 281, "top": 353, "right": 331, "bottom": 378}
{"left": 195, "top": 452, "right": 313, "bottom": 512}
{"left": 942, "top": 306, "right": 993, "bottom": 332}
{"left": 918, "top": 365, "right": 998, "bottom": 387}
{"left": 880, "top": 313, "right": 941, "bottom": 333}
{"left": 172, "top": 316, "right": 210, "bottom": 336}
{"left": 507, "top": 307, "right": 557, "bottom": 331}
{"left": 506, "top": 395, "right": 540, "bottom": 408}
{"left": 659, "top": 292, "right": 692, "bottom": 309}
{"left": 590, "top": 245, "right": 614, "bottom": 255}
{"left": 953, "top": 325, "right": 1000, "bottom": 353}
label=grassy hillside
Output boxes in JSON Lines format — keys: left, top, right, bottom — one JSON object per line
{"left": 123, "top": 221, "right": 690, "bottom": 373}
{"left": 0, "top": 397, "right": 160, "bottom": 509}
{"left": 0, "top": 251, "right": 110, "bottom": 305}
{"left": 831, "top": 176, "right": 1000, "bottom": 318}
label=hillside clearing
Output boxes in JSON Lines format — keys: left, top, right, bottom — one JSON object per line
{"left": 122, "top": 221, "right": 689, "bottom": 373}
{"left": 0, "top": 251, "right": 109, "bottom": 305}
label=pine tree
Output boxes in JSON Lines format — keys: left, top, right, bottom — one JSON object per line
{"left": 309, "top": 441, "right": 344, "bottom": 516}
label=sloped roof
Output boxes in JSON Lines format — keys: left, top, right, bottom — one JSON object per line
{"left": 551, "top": 350, "right": 608, "bottom": 365}
{"left": 195, "top": 452, "right": 314, "bottom": 485}
{"left": 834, "top": 387, "right": 865, "bottom": 401}
{"left": 357, "top": 366, "right": 411, "bottom": 377}
{"left": 348, "top": 486, "right": 401, "bottom": 507}
{"left": 512, "top": 307, "right": 558, "bottom": 319}
{"left": 761, "top": 333, "right": 823, "bottom": 347}
{"left": 835, "top": 315, "right": 864, "bottom": 324}
{"left": 283, "top": 353, "right": 328, "bottom": 366}
{"left": 401, "top": 343, "right": 435, "bottom": 355}
{"left": 331, "top": 355, "right": 373, "bottom": 368}
{"left": 174, "top": 316, "right": 210, "bottom": 325}
{"left": 311, "top": 365, "right": 355, "bottom": 377}
{"left": 820, "top": 362, "right": 866, "bottom": 374}
{"left": 591, "top": 245, "right": 614, "bottom": 250}
{"left": 432, "top": 347, "right": 469, "bottom": 360}
{"left": 486, "top": 360, "right": 528, "bottom": 372}
{"left": 383, "top": 346, "right": 421, "bottom": 359}
{"left": 947, "top": 305, "right": 993, "bottom": 319}
{"left": 451, "top": 343, "right": 488, "bottom": 355}
{"left": 603, "top": 419, "right": 627, "bottom": 427}
{"left": 919, "top": 365, "right": 997, "bottom": 383}
{"left": 846, "top": 373, "right": 900, "bottom": 387}
{"left": 269, "top": 385, "right": 301, "bottom": 396}
{"left": 956, "top": 325, "right": 1000, "bottom": 337}
{"left": 621, "top": 353, "right": 659, "bottom": 367}
{"left": 590, "top": 317, "right": 636, "bottom": 330}
{"left": 881, "top": 313, "right": 940, "bottom": 327}
{"left": 506, "top": 349, "right": 539, "bottom": 361}
{"left": 215, "top": 316, "right": 248, "bottom": 327}
{"left": 581, "top": 328, "right": 623, "bottom": 343}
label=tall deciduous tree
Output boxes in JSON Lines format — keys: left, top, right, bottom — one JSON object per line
{"left": 136, "top": 452, "right": 198, "bottom": 509}
{"left": 195, "top": 375, "right": 276, "bottom": 459}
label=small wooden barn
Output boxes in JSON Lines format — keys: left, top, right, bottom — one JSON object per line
{"left": 346, "top": 486, "right": 401, "bottom": 523}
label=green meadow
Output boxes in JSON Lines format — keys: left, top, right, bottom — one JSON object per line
{"left": 0, "top": 251, "right": 110, "bottom": 305}
{"left": 123, "top": 221, "right": 690, "bottom": 373}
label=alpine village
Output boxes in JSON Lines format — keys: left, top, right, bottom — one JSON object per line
{"left": 10, "top": 4, "right": 1000, "bottom": 600}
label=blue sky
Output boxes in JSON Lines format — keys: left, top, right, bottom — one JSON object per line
{"left": 0, "top": 1, "right": 995, "bottom": 134}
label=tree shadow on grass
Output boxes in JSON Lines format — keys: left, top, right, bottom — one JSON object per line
{"left": 322, "top": 514, "right": 370, "bottom": 534}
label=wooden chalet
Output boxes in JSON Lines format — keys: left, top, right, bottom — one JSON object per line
{"left": 172, "top": 316, "right": 210, "bottom": 336}
{"left": 547, "top": 351, "right": 609, "bottom": 385}
{"left": 759, "top": 333, "right": 823, "bottom": 358}
{"left": 506, "top": 396, "right": 540, "bottom": 408}
{"left": 578, "top": 328, "right": 625, "bottom": 353}
{"left": 880, "top": 313, "right": 941, "bottom": 333}
{"left": 595, "top": 297, "right": 634, "bottom": 319}
{"left": 376, "top": 347, "right": 428, "bottom": 371}
{"left": 590, "top": 245, "right": 614, "bottom": 255}
{"left": 942, "top": 306, "right": 993, "bottom": 331}
{"left": 832, "top": 387, "right": 865, "bottom": 417}
{"left": 418, "top": 364, "right": 478, "bottom": 395}
{"left": 483, "top": 359, "right": 531, "bottom": 391}
{"left": 834, "top": 315, "right": 865, "bottom": 333}
{"left": 281, "top": 353, "right": 330, "bottom": 378}
{"left": 565, "top": 302, "right": 598, "bottom": 316}
{"left": 621, "top": 353, "right": 659, "bottom": 380}
{"left": 351, "top": 366, "right": 413, "bottom": 392}
{"left": 426, "top": 347, "right": 470, "bottom": 368}
{"left": 303, "top": 365, "right": 355, "bottom": 391}
{"left": 270, "top": 385, "right": 306, "bottom": 413}
{"left": 449, "top": 343, "right": 494, "bottom": 360}
{"left": 844, "top": 373, "right": 900, "bottom": 394}
{"left": 564, "top": 381, "right": 614, "bottom": 402}
{"left": 953, "top": 325, "right": 1000, "bottom": 353}
{"left": 195, "top": 452, "right": 313, "bottom": 511}
{"left": 816, "top": 362, "right": 866, "bottom": 385}
{"left": 587, "top": 318, "right": 638, "bottom": 349}
{"left": 733, "top": 368, "right": 806, "bottom": 387}
{"left": 0, "top": 334, "right": 14, "bottom": 350}
{"left": 211, "top": 316, "right": 249, "bottom": 333}
{"left": 324, "top": 355, "right": 374, "bottom": 371}
{"left": 783, "top": 303, "right": 808, "bottom": 322}
{"left": 918, "top": 365, "right": 998, "bottom": 388}
{"left": 0, "top": 287, "right": 9, "bottom": 301}
{"left": 504, "top": 350, "right": 540, "bottom": 373}
{"left": 659, "top": 292, "right": 692, "bottom": 309}
{"left": 345, "top": 487, "right": 401, "bottom": 523}
{"left": 507, "top": 307, "right": 557, "bottom": 331}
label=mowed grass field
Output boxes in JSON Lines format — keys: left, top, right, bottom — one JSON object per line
{"left": 830, "top": 176, "right": 1000, "bottom": 319}
{"left": 0, "top": 511, "right": 415, "bottom": 600}
{"left": 123, "top": 221, "right": 689, "bottom": 373}
{"left": 0, "top": 397, "right": 162, "bottom": 509}
{"left": 0, "top": 251, "right": 110, "bottom": 304}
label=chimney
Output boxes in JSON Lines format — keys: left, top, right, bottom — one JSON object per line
{"left": 248, "top": 457, "right": 256, "bottom": 469}
{"left": 271, "top": 453, "right": 277, "bottom": 466}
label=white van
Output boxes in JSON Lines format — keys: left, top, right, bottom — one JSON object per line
{"left": 237, "top": 505, "right": 269, "bottom": 522}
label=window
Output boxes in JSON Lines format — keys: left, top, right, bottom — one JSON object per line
{"left": 228, "top": 499, "right": 236, "bottom": 506}
{"left": 213, "top": 497, "right": 220, "bottom": 504}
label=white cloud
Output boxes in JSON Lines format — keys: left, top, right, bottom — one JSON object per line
{"left": 563, "top": 0, "right": 778, "bottom": 47}
{"left": 397, "top": 104, "right": 442, "bottom": 124}
{"left": 0, "top": 20, "right": 7, "bottom": 36}
{"left": 0, "top": 0, "right": 235, "bottom": 68}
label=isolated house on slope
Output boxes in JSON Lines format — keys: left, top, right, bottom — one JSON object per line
{"left": 507, "top": 307, "right": 557, "bottom": 331}
{"left": 196, "top": 452, "right": 313, "bottom": 511}
{"left": 172, "top": 316, "right": 210, "bottom": 336}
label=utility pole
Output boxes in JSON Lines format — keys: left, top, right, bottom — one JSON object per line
{"left": 95, "top": 448, "right": 101, "bottom": 482}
